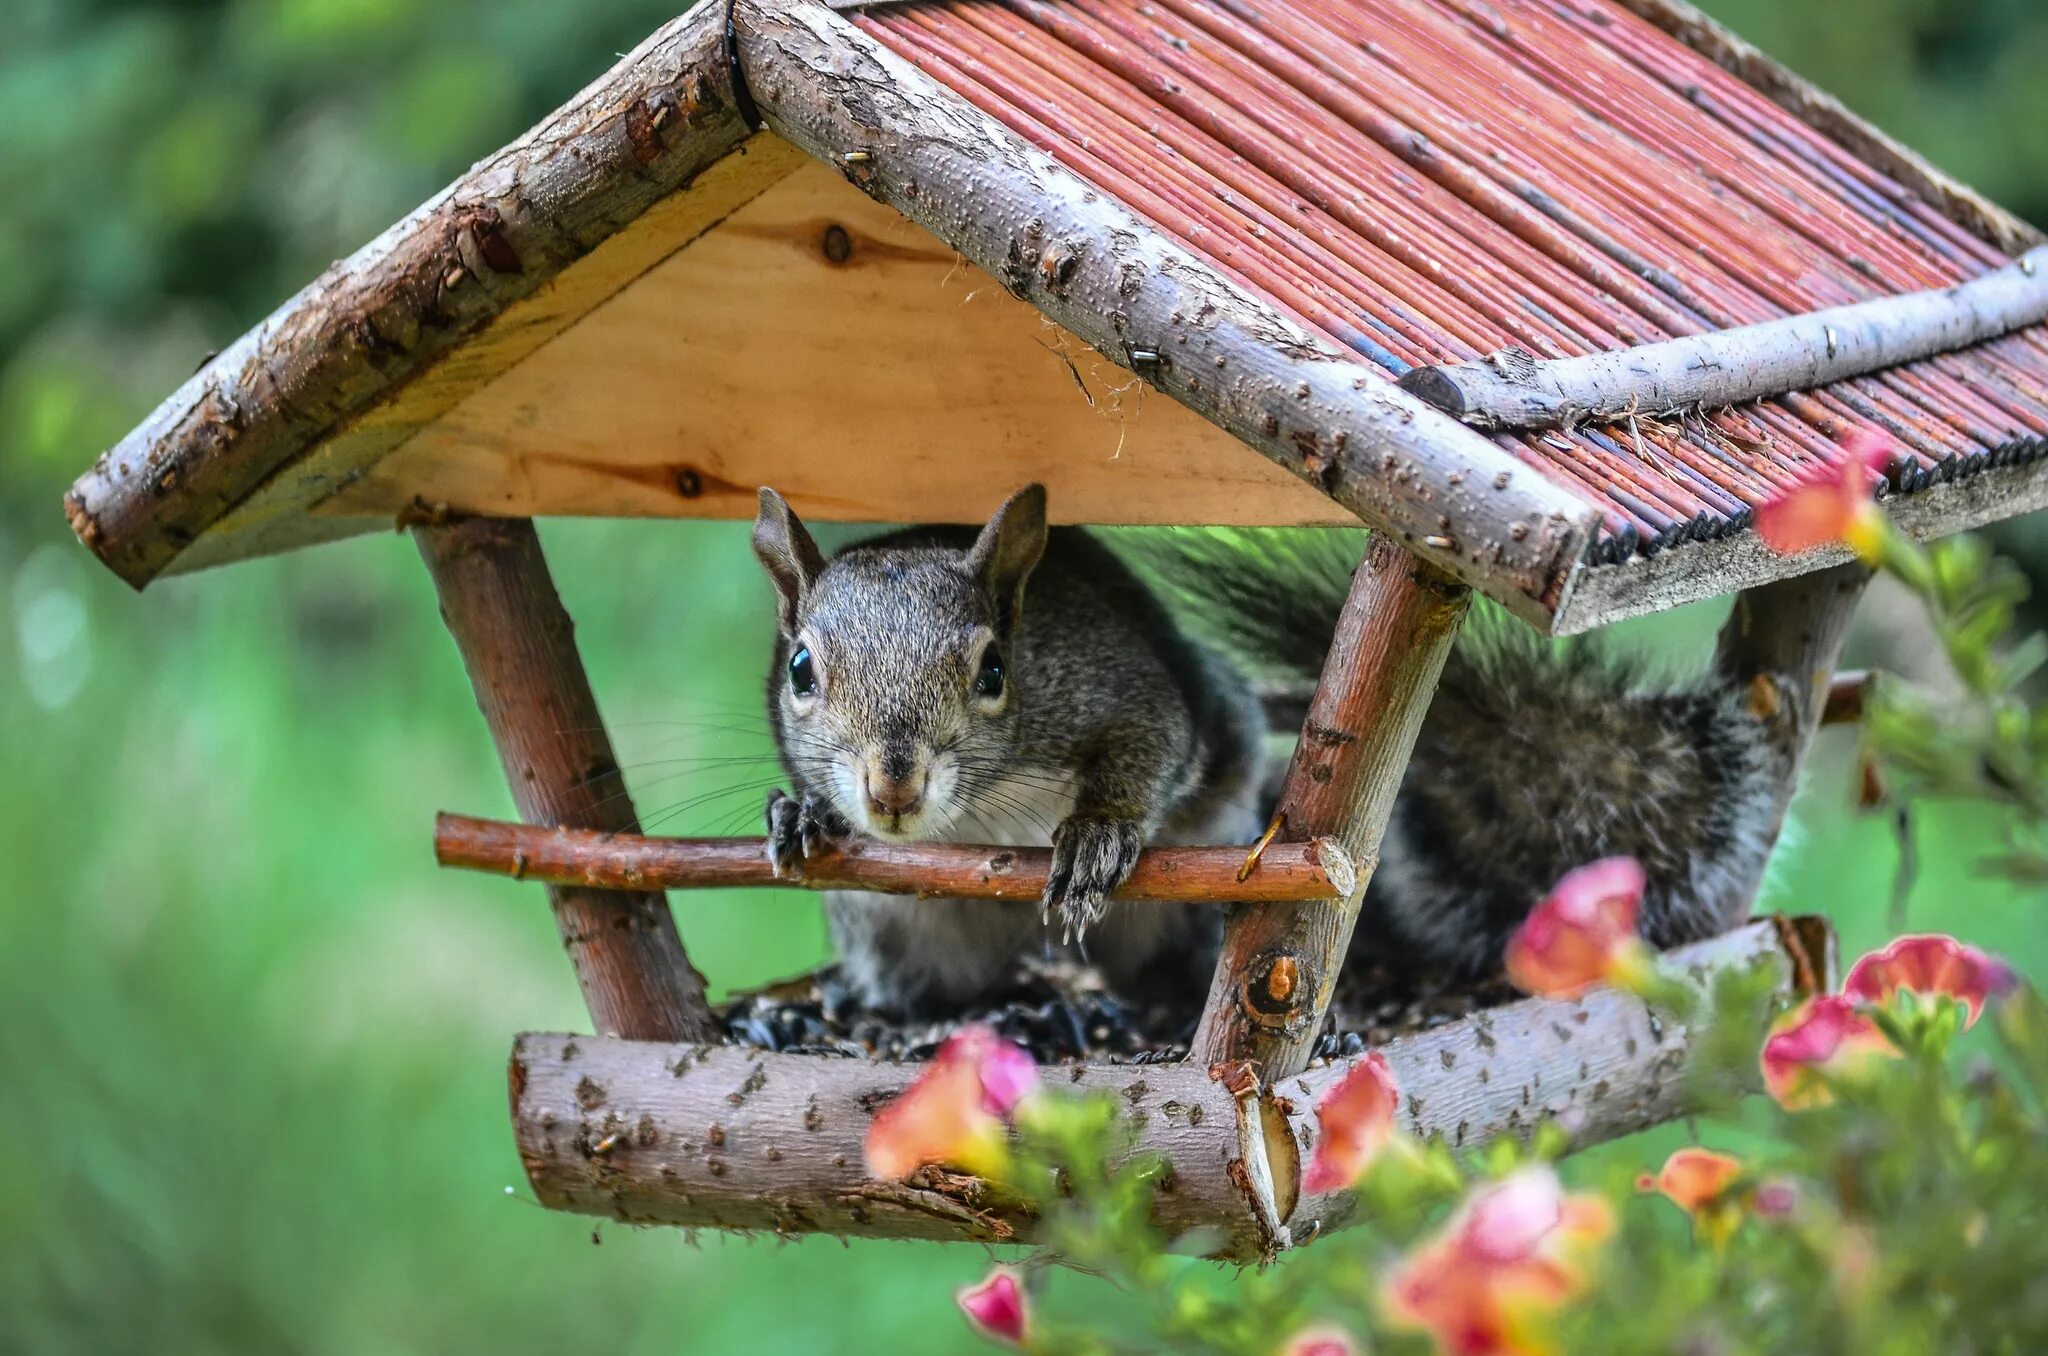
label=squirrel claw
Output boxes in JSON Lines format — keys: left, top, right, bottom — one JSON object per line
{"left": 1044, "top": 814, "right": 1143, "bottom": 943}
{"left": 764, "top": 789, "right": 848, "bottom": 878}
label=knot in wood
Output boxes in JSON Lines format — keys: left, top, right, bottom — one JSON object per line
{"left": 1240, "top": 951, "right": 1311, "bottom": 1028}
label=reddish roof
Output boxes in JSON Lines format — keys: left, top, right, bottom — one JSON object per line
{"left": 859, "top": 0, "right": 2048, "bottom": 560}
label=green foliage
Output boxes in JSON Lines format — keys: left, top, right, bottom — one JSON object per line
{"left": 1858, "top": 526, "right": 2048, "bottom": 879}
{"left": 976, "top": 967, "right": 2048, "bottom": 1354}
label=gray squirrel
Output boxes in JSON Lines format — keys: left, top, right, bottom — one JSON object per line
{"left": 752, "top": 484, "right": 1787, "bottom": 1014}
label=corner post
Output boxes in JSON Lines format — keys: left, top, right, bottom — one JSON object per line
{"left": 416, "top": 515, "right": 719, "bottom": 1042}
{"left": 1712, "top": 560, "right": 1872, "bottom": 859}
{"left": 1191, "top": 536, "right": 1470, "bottom": 1077}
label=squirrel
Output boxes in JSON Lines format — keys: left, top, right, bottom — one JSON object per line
{"left": 752, "top": 486, "right": 1788, "bottom": 1014}
{"left": 751, "top": 484, "right": 1267, "bottom": 1015}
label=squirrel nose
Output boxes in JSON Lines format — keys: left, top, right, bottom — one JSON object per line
{"left": 863, "top": 769, "right": 926, "bottom": 820}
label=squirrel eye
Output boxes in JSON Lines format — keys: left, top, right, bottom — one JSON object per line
{"left": 788, "top": 645, "right": 819, "bottom": 697}
{"left": 973, "top": 645, "right": 1005, "bottom": 699}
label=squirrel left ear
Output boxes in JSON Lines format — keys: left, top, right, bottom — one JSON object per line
{"left": 752, "top": 487, "right": 826, "bottom": 633}
{"left": 966, "top": 483, "right": 1049, "bottom": 632}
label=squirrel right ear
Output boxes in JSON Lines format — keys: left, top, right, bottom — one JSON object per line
{"left": 966, "top": 483, "right": 1049, "bottom": 633}
{"left": 752, "top": 487, "right": 826, "bottom": 633}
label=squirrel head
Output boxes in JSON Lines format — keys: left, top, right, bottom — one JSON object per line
{"left": 752, "top": 483, "right": 1049, "bottom": 841}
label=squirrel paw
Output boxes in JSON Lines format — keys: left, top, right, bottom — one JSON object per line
{"left": 1045, "top": 814, "right": 1144, "bottom": 942}
{"left": 764, "top": 788, "right": 850, "bottom": 877}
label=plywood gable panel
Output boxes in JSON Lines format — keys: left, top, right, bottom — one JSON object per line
{"left": 317, "top": 160, "right": 1355, "bottom": 527}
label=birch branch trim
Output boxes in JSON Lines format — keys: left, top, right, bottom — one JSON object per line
{"left": 435, "top": 813, "right": 1356, "bottom": 904}
{"left": 1397, "top": 246, "right": 2048, "bottom": 430}
{"left": 512, "top": 917, "right": 1831, "bottom": 1258}
{"left": 731, "top": 0, "right": 1598, "bottom": 625}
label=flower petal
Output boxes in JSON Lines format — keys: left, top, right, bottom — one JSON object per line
{"left": 1637, "top": 1147, "right": 1743, "bottom": 1215}
{"left": 1279, "top": 1325, "right": 1360, "bottom": 1356}
{"left": 956, "top": 1267, "right": 1030, "bottom": 1347}
{"left": 1504, "top": 857, "right": 1645, "bottom": 998}
{"left": 1760, "top": 995, "right": 1896, "bottom": 1109}
{"left": 1755, "top": 431, "right": 1892, "bottom": 558}
{"left": 1302, "top": 1051, "right": 1401, "bottom": 1194}
{"left": 1383, "top": 1167, "right": 1611, "bottom": 1356}
{"left": 1843, "top": 933, "right": 2017, "bottom": 1028}
{"left": 865, "top": 1024, "right": 1035, "bottom": 1179}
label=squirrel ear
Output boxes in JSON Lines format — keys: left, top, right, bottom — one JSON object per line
{"left": 966, "top": 483, "right": 1049, "bottom": 632}
{"left": 752, "top": 487, "right": 826, "bottom": 633}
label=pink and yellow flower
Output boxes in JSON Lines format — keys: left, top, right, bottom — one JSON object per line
{"left": 865, "top": 1025, "right": 1037, "bottom": 1179}
{"left": 956, "top": 1266, "right": 1030, "bottom": 1348}
{"left": 1843, "top": 933, "right": 2015, "bottom": 1028}
{"left": 1637, "top": 1147, "right": 1745, "bottom": 1249}
{"left": 1302, "top": 1050, "right": 1402, "bottom": 1194}
{"left": 1504, "top": 858, "right": 1650, "bottom": 999}
{"left": 1383, "top": 1166, "right": 1613, "bottom": 1356}
{"left": 1760, "top": 995, "right": 1896, "bottom": 1110}
{"left": 1636, "top": 1147, "right": 1742, "bottom": 1215}
{"left": 1754, "top": 430, "right": 1893, "bottom": 560}
{"left": 1279, "top": 1326, "right": 1360, "bottom": 1356}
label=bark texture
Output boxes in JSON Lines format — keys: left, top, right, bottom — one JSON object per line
{"left": 512, "top": 918, "right": 1828, "bottom": 1259}
{"left": 1192, "top": 537, "right": 1470, "bottom": 1077}
{"left": 436, "top": 813, "right": 1355, "bottom": 905}
{"left": 65, "top": 0, "right": 754, "bottom": 589}
{"left": 418, "top": 517, "right": 717, "bottom": 1042}
{"left": 1399, "top": 248, "right": 2048, "bottom": 429}
{"left": 1711, "top": 561, "right": 1872, "bottom": 854}
{"left": 730, "top": 0, "right": 1597, "bottom": 625}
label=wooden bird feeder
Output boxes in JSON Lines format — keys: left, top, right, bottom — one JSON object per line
{"left": 66, "top": 0, "right": 2048, "bottom": 1261}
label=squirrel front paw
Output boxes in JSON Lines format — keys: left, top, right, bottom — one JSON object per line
{"left": 1045, "top": 814, "right": 1144, "bottom": 941}
{"left": 764, "top": 788, "right": 850, "bottom": 877}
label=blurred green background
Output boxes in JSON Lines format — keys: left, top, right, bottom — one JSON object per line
{"left": 2, "top": 0, "right": 2044, "bottom": 1351}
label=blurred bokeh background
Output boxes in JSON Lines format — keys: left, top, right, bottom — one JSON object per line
{"left": 3, "top": 0, "right": 2044, "bottom": 1351}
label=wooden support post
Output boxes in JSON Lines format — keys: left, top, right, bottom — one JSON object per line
{"left": 416, "top": 516, "right": 719, "bottom": 1042}
{"left": 1191, "top": 537, "right": 1470, "bottom": 1076}
{"left": 1712, "top": 560, "right": 1872, "bottom": 854}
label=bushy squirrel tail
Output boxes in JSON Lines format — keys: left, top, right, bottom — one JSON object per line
{"left": 1121, "top": 529, "right": 1788, "bottom": 975}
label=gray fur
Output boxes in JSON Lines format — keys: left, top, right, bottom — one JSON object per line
{"left": 753, "top": 486, "right": 1266, "bottom": 1015}
{"left": 1131, "top": 530, "right": 1788, "bottom": 977}
{"left": 1361, "top": 628, "right": 1788, "bottom": 975}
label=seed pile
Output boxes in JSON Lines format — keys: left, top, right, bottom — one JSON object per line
{"left": 718, "top": 956, "right": 1518, "bottom": 1064}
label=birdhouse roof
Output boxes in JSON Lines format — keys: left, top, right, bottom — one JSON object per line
{"left": 64, "top": 0, "right": 2048, "bottom": 632}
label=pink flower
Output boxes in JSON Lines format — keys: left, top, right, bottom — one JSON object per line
{"left": 1280, "top": 1326, "right": 1359, "bottom": 1356}
{"left": 1302, "top": 1051, "right": 1401, "bottom": 1194}
{"left": 1760, "top": 995, "right": 1897, "bottom": 1110}
{"left": 1635, "top": 1147, "right": 1743, "bottom": 1216}
{"left": 1843, "top": 933, "right": 2016, "bottom": 1028}
{"left": 1504, "top": 858, "right": 1648, "bottom": 999}
{"left": 865, "top": 1025, "right": 1037, "bottom": 1179}
{"left": 1751, "top": 1179, "right": 1800, "bottom": 1218}
{"left": 1383, "top": 1166, "right": 1613, "bottom": 1356}
{"left": 1755, "top": 430, "right": 1893, "bottom": 559}
{"left": 956, "top": 1267, "right": 1030, "bottom": 1347}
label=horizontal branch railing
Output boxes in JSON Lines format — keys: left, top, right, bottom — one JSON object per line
{"left": 1397, "top": 246, "right": 2048, "bottom": 430}
{"left": 435, "top": 813, "right": 1355, "bottom": 904}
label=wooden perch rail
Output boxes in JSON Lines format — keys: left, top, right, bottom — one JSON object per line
{"left": 513, "top": 917, "right": 1833, "bottom": 1261}
{"left": 435, "top": 814, "right": 1355, "bottom": 904}
{"left": 1397, "top": 246, "right": 2048, "bottom": 430}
